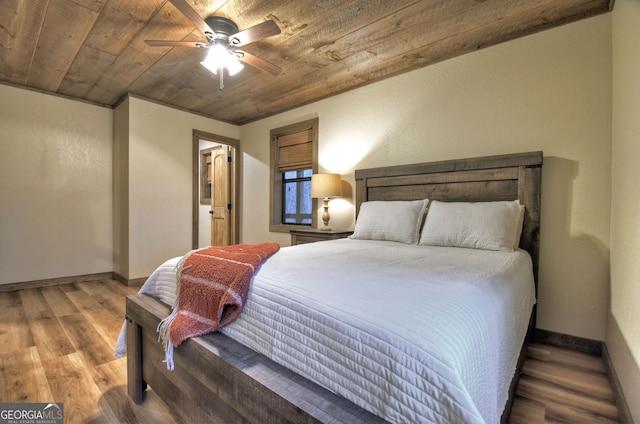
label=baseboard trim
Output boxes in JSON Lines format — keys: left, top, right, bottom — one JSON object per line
{"left": 533, "top": 328, "right": 602, "bottom": 356}
{"left": 602, "top": 343, "right": 634, "bottom": 423}
{"left": 112, "top": 272, "right": 147, "bottom": 287}
{"left": 0, "top": 272, "right": 113, "bottom": 292}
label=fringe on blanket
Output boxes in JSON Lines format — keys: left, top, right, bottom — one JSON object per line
{"left": 157, "top": 249, "right": 192, "bottom": 370}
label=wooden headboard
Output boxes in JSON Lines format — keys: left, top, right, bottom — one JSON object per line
{"left": 354, "top": 151, "right": 543, "bottom": 284}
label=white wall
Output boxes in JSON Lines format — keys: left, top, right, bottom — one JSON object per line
{"left": 610, "top": 0, "right": 640, "bottom": 420}
{"left": 0, "top": 86, "right": 239, "bottom": 284}
{"left": 120, "top": 97, "right": 239, "bottom": 279}
{"left": 0, "top": 84, "right": 113, "bottom": 284}
{"left": 240, "top": 15, "right": 613, "bottom": 342}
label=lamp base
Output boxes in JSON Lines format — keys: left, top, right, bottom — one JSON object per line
{"left": 321, "top": 198, "right": 332, "bottom": 231}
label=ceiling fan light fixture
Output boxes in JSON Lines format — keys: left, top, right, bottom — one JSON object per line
{"left": 200, "top": 43, "right": 244, "bottom": 76}
{"left": 145, "top": 3, "right": 281, "bottom": 79}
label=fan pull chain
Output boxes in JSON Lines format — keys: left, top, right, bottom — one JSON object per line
{"left": 219, "top": 67, "right": 224, "bottom": 91}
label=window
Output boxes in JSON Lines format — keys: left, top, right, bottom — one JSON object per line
{"left": 199, "top": 147, "right": 214, "bottom": 205}
{"left": 270, "top": 118, "right": 318, "bottom": 232}
{"left": 283, "top": 169, "right": 313, "bottom": 224}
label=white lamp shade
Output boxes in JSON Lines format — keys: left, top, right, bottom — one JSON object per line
{"left": 311, "top": 173, "right": 342, "bottom": 198}
{"left": 225, "top": 55, "right": 244, "bottom": 75}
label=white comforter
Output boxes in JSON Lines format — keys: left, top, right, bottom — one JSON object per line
{"left": 116, "top": 238, "right": 535, "bottom": 424}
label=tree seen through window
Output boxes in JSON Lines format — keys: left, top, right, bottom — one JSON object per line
{"left": 283, "top": 169, "right": 312, "bottom": 224}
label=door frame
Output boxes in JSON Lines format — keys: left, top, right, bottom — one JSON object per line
{"left": 192, "top": 129, "right": 240, "bottom": 249}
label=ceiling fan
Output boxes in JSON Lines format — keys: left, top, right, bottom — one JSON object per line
{"left": 145, "top": 0, "right": 282, "bottom": 90}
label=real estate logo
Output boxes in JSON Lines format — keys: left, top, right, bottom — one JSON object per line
{"left": 0, "top": 403, "right": 63, "bottom": 424}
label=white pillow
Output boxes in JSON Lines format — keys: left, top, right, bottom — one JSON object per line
{"left": 419, "top": 200, "right": 525, "bottom": 252}
{"left": 351, "top": 199, "right": 428, "bottom": 244}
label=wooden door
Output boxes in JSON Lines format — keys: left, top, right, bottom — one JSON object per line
{"left": 210, "top": 145, "right": 231, "bottom": 246}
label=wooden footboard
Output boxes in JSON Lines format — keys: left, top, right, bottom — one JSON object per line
{"left": 125, "top": 293, "right": 387, "bottom": 424}
{"left": 126, "top": 292, "right": 528, "bottom": 424}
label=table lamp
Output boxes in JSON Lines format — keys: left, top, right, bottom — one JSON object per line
{"left": 311, "top": 173, "right": 343, "bottom": 231}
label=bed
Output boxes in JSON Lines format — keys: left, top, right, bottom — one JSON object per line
{"left": 122, "top": 151, "right": 542, "bottom": 424}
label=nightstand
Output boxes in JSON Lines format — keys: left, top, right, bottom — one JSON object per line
{"left": 290, "top": 228, "right": 353, "bottom": 245}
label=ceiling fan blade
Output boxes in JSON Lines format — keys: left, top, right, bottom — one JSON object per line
{"left": 145, "top": 40, "right": 204, "bottom": 48}
{"left": 229, "top": 20, "right": 281, "bottom": 47}
{"left": 235, "top": 50, "right": 281, "bottom": 76}
{"left": 168, "top": 0, "right": 215, "bottom": 36}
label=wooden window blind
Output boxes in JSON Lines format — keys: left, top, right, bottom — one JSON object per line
{"left": 275, "top": 129, "right": 313, "bottom": 172}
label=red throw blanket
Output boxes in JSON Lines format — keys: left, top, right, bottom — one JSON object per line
{"left": 158, "top": 243, "right": 279, "bottom": 369}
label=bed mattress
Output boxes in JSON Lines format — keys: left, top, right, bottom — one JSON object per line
{"left": 117, "top": 238, "right": 535, "bottom": 424}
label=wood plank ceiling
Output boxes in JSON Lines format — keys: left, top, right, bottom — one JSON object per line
{"left": 0, "top": 0, "right": 613, "bottom": 125}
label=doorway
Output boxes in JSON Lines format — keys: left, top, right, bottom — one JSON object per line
{"left": 192, "top": 129, "right": 239, "bottom": 249}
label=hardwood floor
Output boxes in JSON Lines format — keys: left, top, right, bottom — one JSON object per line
{"left": 511, "top": 344, "right": 621, "bottom": 423}
{"left": 0, "top": 279, "right": 179, "bottom": 424}
{"left": 0, "top": 279, "right": 621, "bottom": 423}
